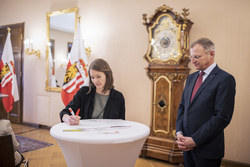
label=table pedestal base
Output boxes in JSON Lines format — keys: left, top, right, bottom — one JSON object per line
{"left": 56, "top": 137, "right": 147, "bottom": 167}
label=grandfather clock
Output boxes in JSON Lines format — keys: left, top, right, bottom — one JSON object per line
{"left": 140, "top": 5, "right": 193, "bottom": 163}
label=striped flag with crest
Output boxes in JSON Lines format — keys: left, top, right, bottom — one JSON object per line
{"left": 0, "top": 29, "right": 19, "bottom": 113}
{"left": 61, "top": 19, "right": 88, "bottom": 106}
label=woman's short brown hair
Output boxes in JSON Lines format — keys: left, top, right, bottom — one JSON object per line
{"left": 88, "top": 58, "right": 114, "bottom": 93}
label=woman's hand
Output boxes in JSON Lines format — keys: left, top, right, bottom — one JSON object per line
{"left": 62, "top": 114, "right": 81, "bottom": 125}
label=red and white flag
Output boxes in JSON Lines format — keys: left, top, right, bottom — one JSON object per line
{"left": 0, "top": 31, "right": 19, "bottom": 113}
{"left": 61, "top": 20, "right": 88, "bottom": 106}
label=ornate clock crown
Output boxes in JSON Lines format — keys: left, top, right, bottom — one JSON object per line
{"left": 143, "top": 4, "right": 193, "bottom": 66}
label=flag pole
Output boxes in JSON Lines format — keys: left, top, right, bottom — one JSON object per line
{"left": 6, "top": 110, "right": 9, "bottom": 120}
{"left": 6, "top": 27, "right": 11, "bottom": 120}
{"left": 7, "top": 27, "right": 11, "bottom": 33}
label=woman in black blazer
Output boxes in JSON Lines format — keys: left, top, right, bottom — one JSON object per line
{"left": 60, "top": 58, "right": 125, "bottom": 125}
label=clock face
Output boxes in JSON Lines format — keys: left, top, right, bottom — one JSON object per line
{"left": 150, "top": 15, "right": 181, "bottom": 62}
{"left": 159, "top": 36, "right": 170, "bottom": 49}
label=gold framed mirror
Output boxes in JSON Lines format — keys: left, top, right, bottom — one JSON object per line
{"left": 46, "top": 7, "right": 78, "bottom": 92}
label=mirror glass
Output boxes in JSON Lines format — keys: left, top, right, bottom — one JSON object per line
{"left": 46, "top": 7, "right": 78, "bottom": 92}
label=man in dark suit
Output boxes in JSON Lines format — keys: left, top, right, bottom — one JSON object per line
{"left": 176, "top": 37, "right": 236, "bottom": 167}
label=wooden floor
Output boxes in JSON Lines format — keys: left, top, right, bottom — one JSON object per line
{"left": 12, "top": 123, "right": 179, "bottom": 167}
{"left": 12, "top": 123, "right": 248, "bottom": 167}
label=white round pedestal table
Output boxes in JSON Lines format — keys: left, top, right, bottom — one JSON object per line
{"left": 50, "top": 119, "right": 150, "bottom": 167}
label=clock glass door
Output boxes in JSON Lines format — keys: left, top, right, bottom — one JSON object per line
{"left": 150, "top": 15, "right": 182, "bottom": 62}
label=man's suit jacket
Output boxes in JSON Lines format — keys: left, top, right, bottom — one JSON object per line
{"left": 176, "top": 65, "right": 236, "bottom": 159}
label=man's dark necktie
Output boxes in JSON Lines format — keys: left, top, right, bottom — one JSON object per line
{"left": 191, "top": 71, "right": 205, "bottom": 101}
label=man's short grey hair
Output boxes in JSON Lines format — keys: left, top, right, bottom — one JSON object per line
{"left": 191, "top": 37, "right": 215, "bottom": 53}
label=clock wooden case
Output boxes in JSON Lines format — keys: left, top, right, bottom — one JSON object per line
{"left": 141, "top": 5, "right": 193, "bottom": 163}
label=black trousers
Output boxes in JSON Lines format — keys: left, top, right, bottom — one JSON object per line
{"left": 183, "top": 151, "right": 222, "bottom": 167}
